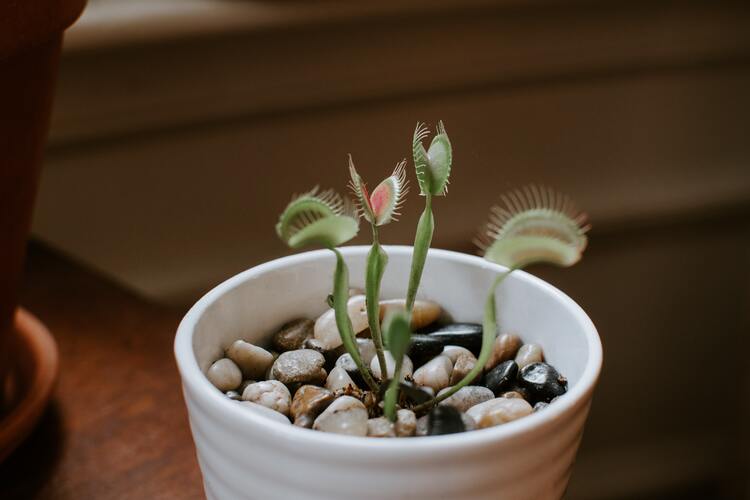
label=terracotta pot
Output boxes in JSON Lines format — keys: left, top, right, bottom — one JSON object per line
{"left": 0, "top": 0, "right": 86, "bottom": 411}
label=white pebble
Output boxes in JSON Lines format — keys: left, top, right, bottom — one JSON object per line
{"left": 207, "top": 358, "right": 242, "bottom": 391}
{"left": 326, "top": 366, "right": 358, "bottom": 392}
{"left": 367, "top": 417, "right": 395, "bottom": 437}
{"left": 441, "top": 345, "right": 474, "bottom": 364}
{"left": 239, "top": 401, "right": 291, "bottom": 425}
{"left": 466, "top": 397, "right": 533, "bottom": 429}
{"left": 271, "top": 349, "right": 327, "bottom": 385}
{"left": 314, "top": 295, "right": 369, "bottom": 350}
{"left": 413, "top": 355, "right": 453, "bottom": 392}
{"left": 395, "top": 409, "right": 417, "bottom": 437}
{"left": 515, "top": 343, "right": 544, "bottom": 369}
{"left": 226, "top": 340, "right": 274, "bottom": 379}
{"left": 313, "top": 396, "right": 368, "bottom": 436}
{"left": 370, "top": 351, "right": 413, "bottom": 381}
{"left": 379, "top": 299, "right": 441, "bottom": 329}
{"left": 437, "top": 386, "right": 494, "bottom": 412}
{"left": 242, "top": 380, "right": 291, "bottom": 416}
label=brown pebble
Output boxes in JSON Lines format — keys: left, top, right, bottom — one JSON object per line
{"left": 485, "top": 333, "right": 522, "bottom": 371}
{"left": 273, "top": 319, "right": 314, "bottom": 352}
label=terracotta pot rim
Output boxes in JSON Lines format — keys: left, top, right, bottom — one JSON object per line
{"left": 0, "top": 308, "right": 59, "bottom": 463}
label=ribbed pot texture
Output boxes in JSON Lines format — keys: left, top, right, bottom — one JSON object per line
{"left": 175, "top": 246, "right": 602, "bottom": 500}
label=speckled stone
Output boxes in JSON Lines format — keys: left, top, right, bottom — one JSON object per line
{"left": 466, "top": 397, "right": 533, "bottom": 429}
{"left": 395, "top": 409, "right": 417, "bottom": 437}
{"left": 207, "top": 358, "right": 242, "bottom": 391}
{"left": 314, "top": 295, "right": 369, "bottom": 350}
{"left": 413, "top": 355, "right": 453, "bottom": 392}
{"left": 437, "top": 386, "right": 494, "bottom": 412}
{"left": 241, "top": 380, "right": 291, "bottom": 416}
{"left": 239, "top": 401, "right": 291, "bottom": 425}
{"left": 484, "top": 333, "right": 522, "bottom": 371}
{"left": 312, "top": 396, "right": 368, "bottom": 436}
{"left": 441, "top": 345, "right": 474, "bottom": 364}
{"left": 270, "top": 349, "right": 327, "bottom": 385}
{"left": 290, "top": 385, "right": 335, "bottom": 428}
{"left": 450, "top": 353, "right": 480, "bottom": 385}
{"left": 226, "top": 340, "right": 274, "bottom": 379}
{"left": 367, "top": 417, "right": 396, "bottom": 437}
{"left": 272, "top": 318, "right": 314, "bottom": 352}
{"left": 515, "top": 343, "right": 544, "bottom": 369}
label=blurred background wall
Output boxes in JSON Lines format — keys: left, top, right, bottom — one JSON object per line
{"left": 29, "top": 0, "right": 750, "bottom": 498}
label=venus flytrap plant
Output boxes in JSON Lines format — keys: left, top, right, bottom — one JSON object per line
{"left": 406, "top": 121, "right": 452, "bottom": 313}
{"left": 348, "top": 156, "right": 408, "bottom": 381}
{"left": 276, "top": 187, "right": 379, "bottom": 392}
{"left": 413, "top": 186, "right": 589, "bottom": 413}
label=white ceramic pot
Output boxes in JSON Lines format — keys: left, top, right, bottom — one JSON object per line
{"left": 175, "top": 246, "right": 602, "bottom": 500}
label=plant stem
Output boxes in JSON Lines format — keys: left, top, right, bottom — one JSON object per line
{"left": 412, "top": 269, "right": 513, "bottom": 413}
{"left": 406, "top": 194, "right": 433, "bottom": 313}
{"left": 331, "top": 248, "right": 379, "bottom": 392}
{"left": 383, "top": 357, "right": 403, "bottom": 422}
{"left": 366, "top": 225, "right": 389, "bottom": 381}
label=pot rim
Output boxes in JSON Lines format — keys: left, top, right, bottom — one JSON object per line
{"left": 175, "top": 245, "right": 602, "bottom": 451}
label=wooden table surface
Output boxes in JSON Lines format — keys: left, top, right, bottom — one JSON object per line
{"left": 1, "top": 242, "right": 204, "bottom": 499}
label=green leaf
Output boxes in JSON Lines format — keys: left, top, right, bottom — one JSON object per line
{"left": 382, "top": 309, "right": 411, "bottom": 362}
{"left": 287, "top": 215, "right": 359, "bottom": 249}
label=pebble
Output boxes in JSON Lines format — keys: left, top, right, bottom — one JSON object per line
{"left": 515, "top": 343, "right": 544, "bottom": 369}
{"left": 239, "top": 401, "right": 291, "bottom": 425}
{"left": 517, "top": 362, "right": 567, "bottom": 404}
{"left": 334, "top": 353, "right": 367, "bottom": 388}
{"left": 461, "top": 413, "right": 476, "bottom": 431}
{"left": 413, "top": 355, "right": 453, "bottom": 392}
{"left": 370, "top": 351, "right": 413, "bottom": 381}
{"left": 466, "top": 397, "right": 533, "bottom": 429}
{"left": 241, "top": 380, "right": 291, "bottom": 416}
{"left": 356, "top": 339, "right": 377, "bottom": 365}
{"left": 427, "top": 405, "right": 466, "bottom": 435}
{"left": 484, "top": 333, "right": 522, "bottom": 371}
{"left": 533, "top": 401, "right": 549, "bottom": 412}
{"left": 441, "top": 345, "right": 474, "bottom": 364}
{"left": 325, "top": 366, "right": 358, "bottom": 392}
{"left": 379, "top": 381, "right": 433, "bottom": 407}
{"left": 271, "top": 349, "right": 327, "bottom": 385}
{"left": 207, "top": 358, "right": 242, "bottom": 391}
{"left": 314, "top": 295, "right": 369, "bottom": 350}
{"left": 367, "top": 417, "right": 395, "bottom": 437}
{"left": 312, "top": 395, "right": 368, "bottom": 436}
{"left": 290, "top": 385, "right": 335, "bottom": 427}
{"left": 416, "top": 415, "right": 429, "bottom": 436}
{"left": 501, "top": 391, "right": 524, "bottom": 399}
{"left": 379, "top": 299, "right": 442, "bottom": 330}
{"left": 424, "top": 323, "right": 482, "bottom": 356}
{"left": 484, "top": 360, "right": 519, "bottom": 395}
{"left": 437, "top": 386, "right": 494, "bottom": 412}
{"left": 272, "top": 318, "right": 314, "bottom": 352}
{"left": 450, "top": 353, "right": 479, "bottom": 385}
{"left": 395, "top": 409, "right": 417, "bottom": 437}
{"left": 408, "top": 334, "right": 444, "bottom": 366}
{"left": 226, "top": 340, "right": 274, "bottom": 379}
{"left": 225, "top": 390, "right": 242, "bottom": 401}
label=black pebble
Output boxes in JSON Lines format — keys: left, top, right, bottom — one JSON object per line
{"left": 424, "top": 323, "right": 483, "bottom": 356}
{"left": 378, "top": 380, "right": 433, "bottom": 407}
{"left": 484, "top": 360, "right": 518, "bottom": 395}
{"left": 427, "top": 406, "right": 466, "bottom": 436}
{"left": 517, "top": 362, "right": 567, "bottom": 404}
{"left": 408, "top": 335, "right": 444, "bottom": 366}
